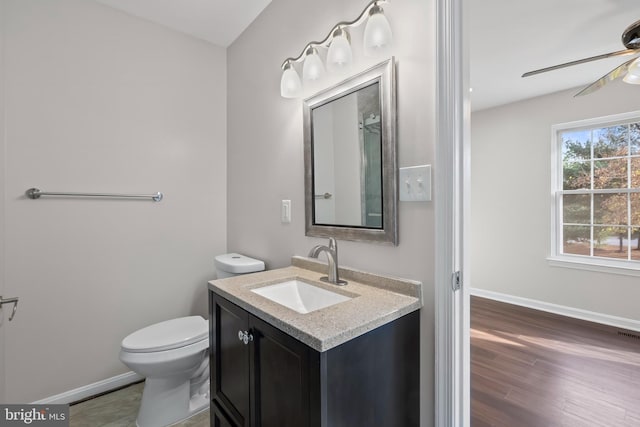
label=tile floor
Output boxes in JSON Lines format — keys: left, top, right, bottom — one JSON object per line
{"left": 69, "top": 382, "right": 209, "bottom": 427}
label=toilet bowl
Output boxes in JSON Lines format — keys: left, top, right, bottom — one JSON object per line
{"left": 119, "top": 316, "right": 210, "bottom": 427}
{"left": 119, "top": 253, "right": 265, "bottom": 427}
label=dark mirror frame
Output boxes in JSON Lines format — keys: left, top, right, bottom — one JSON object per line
{"left": 303, "top": 58, "right": 397, "bottom": 245}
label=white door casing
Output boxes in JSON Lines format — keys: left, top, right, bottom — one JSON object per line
{"left": 0, "top": 0, "right": 6, "bottom": 403}
{"left": 435, "top": 0, "right": 470, "bottom": 424}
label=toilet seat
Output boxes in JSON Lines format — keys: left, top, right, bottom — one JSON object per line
{"left": 121, "top": 316, "right": 208, "bottom": 353}
{"left": 119, "top": 337, "right": 209, "bottom": 370}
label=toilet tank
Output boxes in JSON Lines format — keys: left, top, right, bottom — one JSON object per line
{"left": 215, "top": 253, "right": 265, "bottom": 278}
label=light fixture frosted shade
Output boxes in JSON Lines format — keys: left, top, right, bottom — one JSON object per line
{"left": 364, "top": 8, "right": 393, "bottom": 57}
{"left": 627, "top": 58, "right": 640, "bottom": 78}
{"left": 302, "top": 48, "right": 325, "bottom": 82}
{"left": 280, "top": 64, "right": 302, "bottom": 98}
{"left": 327, "top": 32, "right": 353, "bottom": 72}
{"left": 623, "top": 72, "right": 640, "bottom": 84}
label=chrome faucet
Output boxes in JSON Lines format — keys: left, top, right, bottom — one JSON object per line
{"left": 307, "top": 237, "right": 347, "bottom": 285}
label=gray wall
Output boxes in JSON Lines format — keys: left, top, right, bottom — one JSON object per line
{"left": 226, "top": 0, "right": 436, "bottom": 424}
{"left": 2, "top": 0, "right": 227, "bottom": 402}
{"left": 471, "top": 81, "right": 640, "bottom": 321}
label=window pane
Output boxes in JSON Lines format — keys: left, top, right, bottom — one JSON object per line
{"left": 594, "top": 193, "right": 627, "bottom": 225}
{"left": 563, "top": 161, "right": 590, "bottom": 190}
{"left": 557, "top": 120, "right": 640, "bottom": 265}
{"left": 593, "top": 226, "right": 628, "bottom": 260}
{"left": 563, "top": 225, "right": 590, "bottom": 256}
{"left": 594, "top": 125, "right": 628, "bottom": 158}
{"left": 632, "top": 157, "right": 640, "bottom": 188}
{"left": 563, "top": 194, "right": 590, "bottom": 224}
{"left": 631, "top": 123, "right": 640, "bottom": 155}
{"left": 632, "top": 229, "right": 640, "bottom": 260}
{"left": 632, "top": 193, "right": 640, "bottom": 226}
{"left": 561, "top": 130, "right": 591, "bottom": 162}
{"left": 594, "top": 158, "right": 627, "bottom": 189}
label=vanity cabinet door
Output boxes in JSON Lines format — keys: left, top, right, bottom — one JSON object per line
{"left": 249, "top": 315, "right": 311, "bottom": 427}
{"left": 211, "top": 293, "right": 251, "bottom": 427}
{"left": 212, "top": 401, "right": 238, "bottom": 427}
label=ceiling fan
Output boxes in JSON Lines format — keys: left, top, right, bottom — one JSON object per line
{"left": 522, "top": 18, "right": 640, "bottom": 96}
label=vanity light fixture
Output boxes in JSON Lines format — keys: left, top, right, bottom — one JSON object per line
{"left": 363, "top": 4, "right": 393, "bottom": 56}
{"left": 302, "top": 47, "right": 326, "bottom": 82}
{"left": 281, "top": 61, "right": 303, "bottom": 98}
{"left": 326, "top": 28, "right": 353, "bottom": 72}
{"left": 279, "top": 0, "right": 392, "bottom": 98}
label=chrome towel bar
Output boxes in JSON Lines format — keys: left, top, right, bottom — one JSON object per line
{"left": 25, "top": 188, "right": 163, "bottom": 202}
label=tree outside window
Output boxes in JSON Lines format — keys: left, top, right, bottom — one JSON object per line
{"left": 559, "top": 121, "right": 640, "bottom": 262}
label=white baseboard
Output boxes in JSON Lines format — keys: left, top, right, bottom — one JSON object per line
{"left": 32, "top": 371, "right": 144, "bottom": 405}
{"left": 470, "top": 288, "right": 640, "bottom": 333}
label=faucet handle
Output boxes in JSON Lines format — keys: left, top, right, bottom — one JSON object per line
{"left": 328, "top": 237, "right": 337, "bottom": 251}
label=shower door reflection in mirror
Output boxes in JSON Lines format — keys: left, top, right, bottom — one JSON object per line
{"left": 312, "top": 83, "right": 382, "bottom": 228}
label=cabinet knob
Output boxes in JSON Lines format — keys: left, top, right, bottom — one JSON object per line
{"left": 238, "top": 330, "right": 254, "bottom": 345}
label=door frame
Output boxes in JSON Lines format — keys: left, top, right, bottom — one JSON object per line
{"left": 434, "top": 0, "right": 470, "bottom": 424}
{"left": 0, "top": 0, "right": 6, "bottom": 403}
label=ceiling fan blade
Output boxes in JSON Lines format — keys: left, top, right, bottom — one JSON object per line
{"left": 574, "top": 56, "right": 639, "bottom": 97}
{"left": 522, "top": 49, "right": 636, "bottom": 77}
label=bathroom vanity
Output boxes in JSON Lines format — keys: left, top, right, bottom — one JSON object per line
{"left": 207, "top": 256, "right": 422, "bottom": 427}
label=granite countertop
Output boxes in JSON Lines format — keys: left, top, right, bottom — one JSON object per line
{"left": 207, "top": 256, "right": 422, "bottom": 352}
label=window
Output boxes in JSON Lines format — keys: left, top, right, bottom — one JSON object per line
{"left": 552, "top": 112, "right": 640, "bottom": 272}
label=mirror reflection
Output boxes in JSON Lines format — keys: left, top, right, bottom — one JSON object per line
{"left": 312, "top": 82, "right": 382, "bottom": 228}
{"left": 304, "top": 58, "right": 397, "bottom": 245}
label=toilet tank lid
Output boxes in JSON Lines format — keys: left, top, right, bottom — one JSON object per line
{"left": 215, "top": 253, "right": 265, "bottom": 274}
{"left": 121, "top": 316, "right": 208, "bottom": 353}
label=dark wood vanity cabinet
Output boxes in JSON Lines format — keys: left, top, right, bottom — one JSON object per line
{"left": 209, "top": 290, "right": 419, "bottom": 427}
{"left": 210, "top": 293, "right": 251, "bottom": 426}
{"left": 212, "top": 400, "right": 237, "bottom": 427}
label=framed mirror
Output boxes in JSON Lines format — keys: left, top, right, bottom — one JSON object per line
{"left": 304, "top": 58, "right": 397, "bottom": 245}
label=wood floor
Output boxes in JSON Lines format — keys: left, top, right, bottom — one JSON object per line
{"left": 471, "top": 296, "right": 640, "bottom": 427}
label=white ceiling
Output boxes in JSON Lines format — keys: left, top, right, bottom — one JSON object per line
{"left": 91, "top": 0, "right": 640, "bottom": 108}
{"left": 471, "top": 0, "right": 640, "bottom": 111}
{"left": 93, "top": 0, "right": 271, "bottom": 47}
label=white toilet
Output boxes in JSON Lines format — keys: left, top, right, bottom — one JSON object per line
{"left": 214, "top": 252, "right": 265, "bottom": 279}
{"left": 119, "top": 253, "right": 265, "bottom": 427}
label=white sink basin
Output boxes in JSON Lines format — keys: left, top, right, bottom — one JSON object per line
{"left": 251, "top": 279, "right": 352, "bottom": 314}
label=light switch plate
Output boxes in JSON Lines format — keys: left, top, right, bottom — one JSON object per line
{"left": 281, "top": 200, "right": 291, "bottom": 223}
{"left": 399, "top": 165, "right": 431, "bottom": 202}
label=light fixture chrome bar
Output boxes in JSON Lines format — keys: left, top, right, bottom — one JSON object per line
{"left": 25, "top": 188, "right": 163, "bottom": 202}
{"left": 280, "top": 0, "right": 388, "bottom": 69}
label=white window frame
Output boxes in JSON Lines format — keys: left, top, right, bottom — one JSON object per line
{"left": 549, "top": 110, "right": 640, "bottom": 277}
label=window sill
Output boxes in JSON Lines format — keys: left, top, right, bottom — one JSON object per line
{"left": 547, "top": 255, "right": 640, "bottom": 277}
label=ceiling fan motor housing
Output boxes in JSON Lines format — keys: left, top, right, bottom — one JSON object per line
{"left": 622, "top": 19, "right": 640, "bottom": 49}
